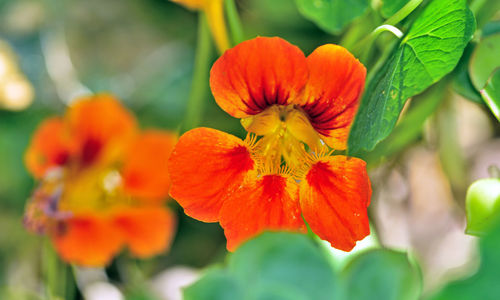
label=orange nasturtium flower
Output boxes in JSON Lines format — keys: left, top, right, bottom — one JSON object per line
{"left": 23, "top": 95, "right": 177, "bottom": 266}
{"left": 168, "top": 37, "right": 372, "bottom": 251}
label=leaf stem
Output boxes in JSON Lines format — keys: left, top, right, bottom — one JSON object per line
{"left": 181, "top": 14, "right": 214, "bottom": 133}
{"left": 469, "top": 0, "right": 487, "bottom": 15}
{"left": 225, "top": 0, "right": 245, "bottom": 45}
{"left": 384, "top": 0, "right": 423, "bottom": 26}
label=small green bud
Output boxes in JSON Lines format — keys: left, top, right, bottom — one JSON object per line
{"left": 465, "top": 178, "right": 500, "bottom": 236}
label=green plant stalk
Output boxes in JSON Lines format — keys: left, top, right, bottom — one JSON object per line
{"left": 437, "top": 87, "right": 469, "bottom": 205}
{"left": 384, "top": 0, "right": 424, "bottom": 26}
{"left": 352, "top": 0, "right": 422, "bottom": 62}
{"left": 182, "top": 14, "right": 214, "bottom": 133}
{"left": 356, "top": 25, "right": 403, "bottom": 64}
{"left": 469, "top": 0, "right": 488, "bottom": 14}
{"left": 341, "top": 10, "right": 379, "bottom": 51}
{"left": 44, "top": 239, "right": 74, "bottom": 300}
{"left": 225, "top": 0, "right": 245, "bottom": 45}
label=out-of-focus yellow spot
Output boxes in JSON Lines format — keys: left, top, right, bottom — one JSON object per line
{"left": 0, "top": 74, "right": 34, "bottom": 111}
{"left": 0, "top": 40, "right": 35, "bottom": 111}
{"left": 0, "top": 47, "right": 16, "bottom": 80}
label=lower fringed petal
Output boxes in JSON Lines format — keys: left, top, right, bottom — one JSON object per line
{"left": 168, "top": 128, "right": 255, "bottom": 222}
{"left": 220, "top": 173, "right": 306, "bottom": 251}
{"left": 300, "top": 156, "right": 371, "bottom": 251}
{"left": 112, "top": 207, "right": 176, "bottom": 258}
{"left": 53, "top": 215, "right": 122, "bottom": 267}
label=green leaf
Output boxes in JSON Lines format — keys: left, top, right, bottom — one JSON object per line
{"left": 430, "top": 219, "right": 500, "bottom": 300}
{"left": 380, "top": 0, "right": 410, "bottom": 19}
{"left": 480, "top": 68, "right": 500, "bottom": 121}
{"left": 295, "top": 0, "right": 370, "bottom": 34}
{"left": 341, "top": 249, "right": 421, "bottom": 300}
{"left": 452, "top": 44, "right": 483, "bottom": 103}
{"left": 230, "top": 232, "right": 341, "bottom": 300}
{"left": 470, "top": 0, "right": 500, "bottom": 30}
{"left": 465, "top": 178, "right": 500, "bottom": 235}
{"left": 469, "top": 34, "right": 500, "bottom": 91}
{"left": 348, "top": 0, "right": 475, "bottom": 155}
{"left": 362, "top": 79, "right": 447, "bottom": 165}
{"left": 184, "top": 268, "right": 245, "bottom": 300}
{"left": 184, "top": 232, "right": 341, "bottom": 300}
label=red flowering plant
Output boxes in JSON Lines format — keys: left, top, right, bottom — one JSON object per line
{"left": 24, "top": 95, "right": 177, "bottom": 266}
{"left": 168, "top": 37, "right": 371, "bottom": 251}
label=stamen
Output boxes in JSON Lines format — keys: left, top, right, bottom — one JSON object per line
{"left": 103, "top": 170, "right": 122, "bottom": 193}
{"left": 244, "top": 132, "right": 259, "bottom": 150}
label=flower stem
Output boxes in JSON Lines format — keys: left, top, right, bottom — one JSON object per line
{"left": 204, "top": 0, "right": 230, "bottom": 53}
{"left": 224, "top": 0, "right": 245, "bottom": 45}
{"left": 181, "top": 13, "right": 214, "bottom": 133}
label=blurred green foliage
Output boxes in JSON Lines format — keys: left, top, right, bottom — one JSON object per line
{"left": 430, "top": 218, "right": 500, "bottom": 300}
{"left": 185, "top": 232, "right": 423, "bottom": 300}
{"left": 0, "top": 0, "right": 499, "bottom": 299}
{"left": 295, "top": 0, "right": 370, "bottom": 34}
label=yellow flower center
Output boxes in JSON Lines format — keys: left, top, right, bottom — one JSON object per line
{"left": 59, "top": 166, "right": 131, "bottom": 213}
{"left": 242, "top": 105, "right": 323, "bottom": 174}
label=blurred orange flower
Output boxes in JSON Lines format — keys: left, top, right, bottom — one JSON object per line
{"left": 168, "top": 37, "right": 371, "bottom": 251}
{"left": 24, "top": 95, "right": 177, "bottom": 266}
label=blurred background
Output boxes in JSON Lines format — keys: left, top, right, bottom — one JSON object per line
{"left": 0, "top": 0, "right": 498, "bottom": 299}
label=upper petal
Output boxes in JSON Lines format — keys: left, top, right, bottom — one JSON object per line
{"left": 121, "top": 130, "right": 177, "bottom": 201}
{"left": 67, "top": 94, "right": 137, "bottom": 167}
{"left": 299, "top": 45, "right": 366, "bottom": 150}
{"left": 168, "top": 127, "right": 255, "bottom": 222}
{"left": 210, "top": 37, "right": 308, "bottom": 118}
{"left": 300, "top": 156, "right": 371, "bottom": 251}
{"left": 112, "top": 207, "right": 176, "bottom": 258}
{"left": 25, "top": 117, "right": 72, "bottom": 178}
{"left": 219, "top": 173, "right": 306, "bottom": 251}
{"left": 53, "top": 214, "right": 123, "bottom": 266}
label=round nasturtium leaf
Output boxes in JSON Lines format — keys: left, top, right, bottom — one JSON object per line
{"left": 341, "top": 249, "right": 422, "bottom": 300}
{"left": 465, "top": 178, "right": 500, "bottom": 236}
{"left": 469, "top": 33, "right": 500, "bottom": 91}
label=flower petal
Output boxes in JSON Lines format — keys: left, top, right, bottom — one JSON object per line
{"left": 300, "top": 156, "right": 371, "bottom": 251}
{"left": 25, "top": 117, "right": 72, "bottom": 178}
{"left": 53, "top": 215, "right": 122, "bottom": 266}
{"left": 210, "top": 37, "right": 308, "bottom": 118}
{"left": 112, "top": 207, "right": 176, "bottom": 258}
{"left": 168, "top": 127, "right": 255, "bottom": 222}
{"left": 220, "top": 173, "right": 306, "bottom": 251}
{"left": 300, "top": 44, "right": 366, "bottom": 150}
{"left": 67, "top": 94, "right": 137, "bottom": 167}
{"left": 122, "top": 131, "right": 177, "bottom": 201}
{"left": 170, "top": 0, "right": 205, "bottom": 10}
